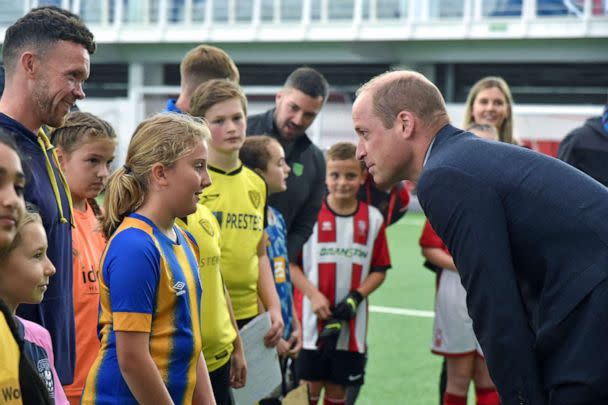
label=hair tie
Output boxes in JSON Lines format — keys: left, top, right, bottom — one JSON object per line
{"left": 123, "top": 165, "right": 132, "bottom": 174}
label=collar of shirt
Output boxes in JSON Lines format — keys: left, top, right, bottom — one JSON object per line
{"left": 165, "top": 98, "right": 182, "bottom": 113}
{"left": 423, "top": 137, "right": 436, "bottom": 167}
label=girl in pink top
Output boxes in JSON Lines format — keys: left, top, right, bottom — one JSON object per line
{"left": 0, "top": 209, "right": 68, "bottom": 405}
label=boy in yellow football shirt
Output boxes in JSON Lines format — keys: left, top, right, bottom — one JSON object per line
{"left": 190, "top": 79, "right": 283, "bottom": 343}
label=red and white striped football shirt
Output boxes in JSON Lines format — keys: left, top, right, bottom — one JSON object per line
{"left": 297, "top": 199, "right": 391, "bottom": 353}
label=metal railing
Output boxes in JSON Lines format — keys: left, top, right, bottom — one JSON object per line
{"left": 1, "top": 0, "right": 606, "bottom": 43}
{"left": 5, "top": 0, "right": 605, "bottom": 26}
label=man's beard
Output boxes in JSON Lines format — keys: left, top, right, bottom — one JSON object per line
{"left": 32, "top": 80, "right": 66, "bottom": 128}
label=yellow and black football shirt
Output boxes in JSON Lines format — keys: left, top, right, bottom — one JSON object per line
{"left": 199, "top": 163, "right": 267, "bottom": 320}
{"left": 177, "top": 205, "right": 237, "bottom": 372}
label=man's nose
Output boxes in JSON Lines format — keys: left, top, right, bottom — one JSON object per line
{"left": 74, "top": 82, "right": 85, "bottom": 100}
{"left": 292, "top": 111, "right": 304, "bottom": 126}
{"left": 356, "top": 142, "right": 366, "bottom": 160}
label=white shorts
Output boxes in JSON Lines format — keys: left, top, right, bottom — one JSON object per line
{"left": 431, "top": 269, "right": 483, "bottom": 357}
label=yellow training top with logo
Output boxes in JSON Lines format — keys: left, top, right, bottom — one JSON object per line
{"left": 0, "top": 310, "right": 22, "bottom": 405}
{"left": 199, "top": 163, "right": 267, "bottom": 320}
{"left": 177, "top": 205, "right": 237, "bottom": 372}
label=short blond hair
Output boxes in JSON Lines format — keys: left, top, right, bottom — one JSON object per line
{"left": 190, "top": 79, "right": 247, "bottom": 118}
{"left": 357, "top": 71, "right": 448, "bottom": 129}
{"left": 180, "top": 45, "right": 239, "bottom": 95}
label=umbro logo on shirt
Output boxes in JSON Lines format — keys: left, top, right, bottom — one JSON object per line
{"left": 173, "top": 281, "right": 186, "bottom": 296}
{"left": 322, "top": 221, "right": 333, "bottom": 231}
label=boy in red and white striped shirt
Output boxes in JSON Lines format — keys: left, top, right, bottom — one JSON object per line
{"left": 292, "top": 142, "right": 391, "bottom": 405}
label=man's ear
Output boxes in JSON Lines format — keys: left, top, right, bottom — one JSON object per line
{"left": 21, "top": 52, "right": 36, "bottom": 78}
{"left": 397, "top": 110, "right": 415, "bottom": 139}
{"left": 275, "top": 90, "right": 283, "bottom": 105}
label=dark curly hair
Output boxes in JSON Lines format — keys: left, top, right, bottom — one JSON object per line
{"left": 2, "top": 7, "right": 95, "bottom": 75}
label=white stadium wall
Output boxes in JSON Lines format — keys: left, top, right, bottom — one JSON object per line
{"left": 78, "top": 95, "right": 602, "bottom": 168}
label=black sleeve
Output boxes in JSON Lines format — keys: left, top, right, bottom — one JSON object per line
{"left": 287, "top": 151, "right": 326, "bottom": 262}
{"left": 557, "top": 131, "right": 578, "bottom": 165}
{"left": 418, "top": 167, "right": 546, "bottom": 405}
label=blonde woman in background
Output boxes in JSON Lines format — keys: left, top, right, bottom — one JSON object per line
{"left": 463, "top": 76, "right": 516, "bottom": 144}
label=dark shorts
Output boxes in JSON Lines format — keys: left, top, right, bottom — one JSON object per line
{"left": 209, "top": 360, "right": 232, "bottom": 405}
{"left": 236, "top": 316, "right": 256, "bottom": 330}
{"left": 296, "top": 349, "right": 365, "bottom": 387}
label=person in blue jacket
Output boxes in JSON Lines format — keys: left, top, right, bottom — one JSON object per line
{"left": 0, "top": 6, "right": 95, "bottom": 384}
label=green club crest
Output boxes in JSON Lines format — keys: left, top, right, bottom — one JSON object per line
{"left": 292, "top": 162, "right": 304, "bottom": 177}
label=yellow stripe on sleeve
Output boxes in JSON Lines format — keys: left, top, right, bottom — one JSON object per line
{"left": 113, "top": 312, "right": 152, "bottom": 332}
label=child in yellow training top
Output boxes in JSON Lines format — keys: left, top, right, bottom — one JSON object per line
{"left": 52, "top": 112, "right": 116, "bottom": 405}
{"left": 190, "top": 79, "right": 284, "bottom": 343}
{"left": 177, "top": 202, "right": 247, "bottom": 405}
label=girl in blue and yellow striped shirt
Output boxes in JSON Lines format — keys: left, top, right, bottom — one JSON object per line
{"left": 82, "top": 113, "right": 215, "bottom": 405}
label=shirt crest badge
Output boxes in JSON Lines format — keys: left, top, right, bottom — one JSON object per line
{"left": 249, "top": 190, "right": 261, "bottom": 208}
{"left": 198, "top": 218, "right": 214, "bottom": 237}
{"left": 292, "top": 162, "right": 304, "bottom": 177}
{"left": 358, "top": 220, "right": 367, "bottom": 236}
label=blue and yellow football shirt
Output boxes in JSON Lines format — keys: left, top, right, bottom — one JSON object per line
{"left": 82, "top": 213, "right": 202, "bottom": 404}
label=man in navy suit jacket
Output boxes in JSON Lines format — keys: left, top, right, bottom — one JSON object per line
{"left": 352, "top": 70, "right": 608, "bottom": 405}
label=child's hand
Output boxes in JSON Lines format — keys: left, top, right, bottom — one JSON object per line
{"left": 229, "top": 344, "right": 247, "bottom": 388}
{"left": 277, "top": 338, "right": 291, "bottom": 357}
{"left": 332, "top": 290, "right": 363, "bottom": 320}
{"left": 286, "top": 320, "right": 302, "bottom": 358}
{"left": 310, "top": 290, "right": 331, "bottom": 320}
{"left": 264, "top": 308, "right": 284, "bottom": 348}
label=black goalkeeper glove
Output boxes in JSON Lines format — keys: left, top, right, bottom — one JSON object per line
{"left": 332, "top": 290, "right": 363, "bottom": 320}
{"left": 316, "top": 317, "right": 342, "bottom": 351}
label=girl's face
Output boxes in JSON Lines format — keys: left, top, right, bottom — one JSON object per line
{"left": 471, "top": 86, "right": 509, "bottom": 131}
{"left": 260, "top": 141, "right": 290, "bottom": 194}
{"left": 0, "top": 222, "right": 55, "bottom": 309}
{"left": 164, "top": 139, "right": 211, "bottom": 218}
{"left": 205, "top": 98, "right": 246, "bottom": 154}
{"left": 0, "top": 143, "right": 26, "bottom": 248}
{"left": 58, "top": 136, "right": 116, "bottom": 205}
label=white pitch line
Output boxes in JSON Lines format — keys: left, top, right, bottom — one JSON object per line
{"left": 370, "top": 305, "right": 434, "bottom": 318}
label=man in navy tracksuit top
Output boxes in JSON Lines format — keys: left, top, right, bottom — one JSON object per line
{"left": 247, "top": 67, "right": 329, "bottom": 264}
{"left": 0, "top": 7, "right": 95, "bottom": 384}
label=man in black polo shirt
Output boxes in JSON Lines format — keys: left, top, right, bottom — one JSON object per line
{"left": 247, "top": 67, "right": 329, "bottom": 264}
